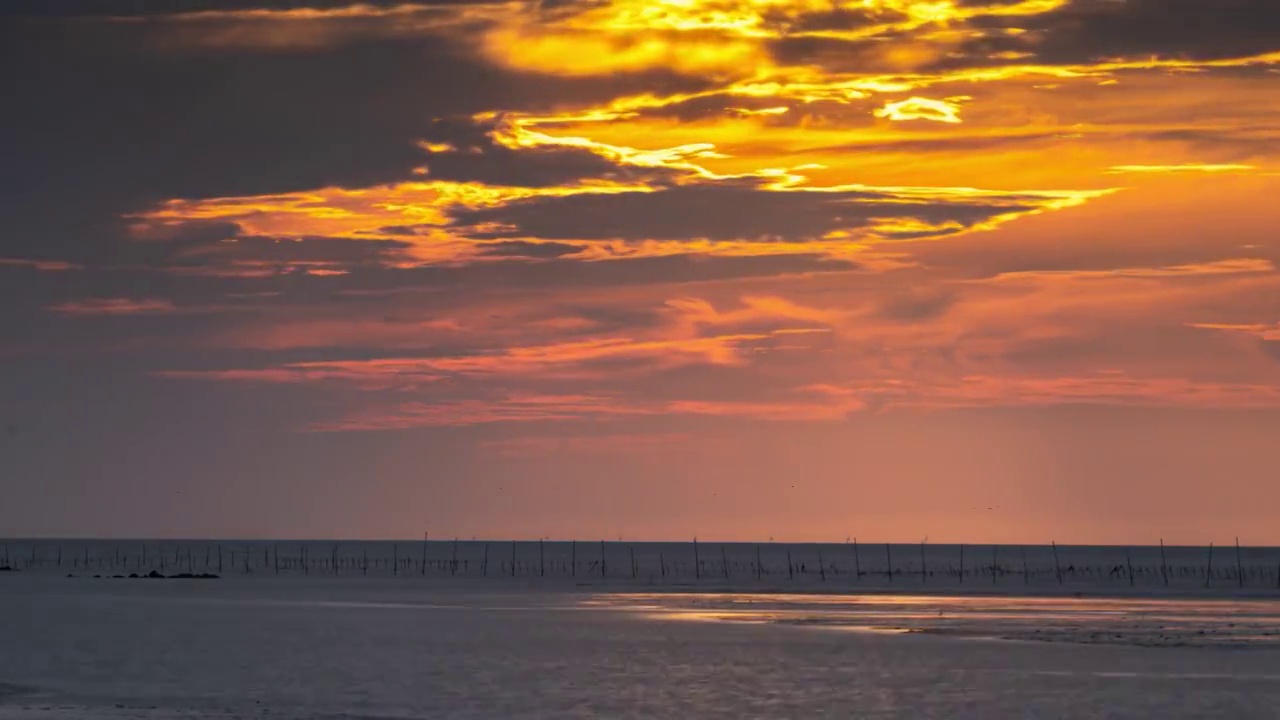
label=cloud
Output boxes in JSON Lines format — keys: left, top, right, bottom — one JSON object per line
{"left": 1189, "top": 322, "right": 1280, "bottom": 341}
{"left": 874, "top": 96, "right": 967, "bottom": 123}
{"left": 46, "top": 298, "right": 178, "bottom": 316}
{"left": 450, "top": 178, "right": 1104, "bottom": 244}
{"left": 0, "top": 258, "right": 81, "bottom": 272}
{"left": 306, "top": 392, "right": 868, "bottom": 431}
{"left": 981, "top": 258, "right": 1276, "bottom": 283}
{"left": 1108, "top": 164, "right": 1260, "bottom": 174}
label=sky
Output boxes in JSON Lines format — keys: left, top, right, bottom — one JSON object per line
{"left": 3, "top": 0, "right": 1280, "bottom": 544}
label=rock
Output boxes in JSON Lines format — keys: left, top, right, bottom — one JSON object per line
{"left": 146, "top": 570, "right": 165, "bottom": 579}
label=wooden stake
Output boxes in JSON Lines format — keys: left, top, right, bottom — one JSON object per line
{"left": 693, "top": 538, "right": 701, "bottom": 580}
{"left": 817, "top": 548, "right": 826, "bottom": 582}
{"left": 1125, "top": 547, "right": 1134, "bottom": 586}
{"left": 992, "top": 545, "right": 998, "bottom": 585}
{"left": 853, "top": 538, "right": 861, "bottom": 580}
{"left": 787, "top": 549, "right": 794, "bottom": 581}
{"left": 1021, "top": 546, "right": 1028, "bottom": 585}
{"left": 510, "top": 540, "right": 516, "bottom": 577}
{"left": 540, "top": 539, "right": 545, "bottom": 577}
{"left": 1236, "top": 537, "right": 1244, "bottom": 589}
{"left": 959, "top": 544, "right": 965, "bottom": 584}
{"left": 755, "top": 544, "right": 763, "bottom": 580}
{"left": 919, "top": 542, "right": 926, "bottom": 584}
{"left": 571, "top": 540, "right": 577, "bottom": 577}
{"left": 1160, "top": 539, "right": 1169, "bottom": 587}
{"left": 630, "top": 545, "right": 637, "bottom": 580}
{"left": 1052, "top": 542, "right": 1063, "bottom": 585}
{"left": 452, "top": 538, "right": 459, "bottom": 576}
{"left": 721, "top": 545, "right": 729, "bottom": 580}
{"left": 1205, "top": 543, "right": 1214, "bottom": 588}
{"left": 482, "top": 542, "right": 490, "bottom": 577}
{"left": 885, "top": 544, "right": 892, "bottom": 583}
{"left": 599, "top": 540, "right": 607, "bottom": 579}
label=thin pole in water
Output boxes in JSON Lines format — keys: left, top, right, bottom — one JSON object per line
{"left": 571, "top": 540, "right": 577, "bottom": 577}
{"left": 853, "top": 538, "right": 860, "bottom": 581}
{"left": 630, "top": 545, "right": 637, "bottom": 580}
{"left": 817, "top": 548, "right": 826, "bottom": 582}
{"left": 958, "top": 544, "right": 965, "bottom": 584}
{"left": 885, "top": 544, "right": 892, "bottom": 584}
{"left": 693, "top": 538, "right": 701, "bottom": 580}
{"left": 1206, "top": 543, "right": 1214, "bottom": 588}
{"left": 919, "top": 542, "right": 926, "bottom": 584}
{"left": 510, "top": 541, "right": 516, "bottom": 577}
{"left": 420, "top": 533, "right": 427, "bottom": 576}
{"left": 787, "top": 549, "right": 794, "bottom": 581}
{"left": 992, "top": 545, "right": 998, "bottom": 585}
{"left": 1052, "top": 542, "right": 1063, "bottom": 585}
{"left": 540, "top": 539, "right": 545, "bottom": 577}
{"left": 1160, "top": 539, "right": 1169, "bottom": 587}
{"left": 599, "top": 540, "right": 607, "bottom": 579}
{"left": 721, "top": 545, "right": 730, "bottom": 580}
{"left": 1236, "top": 537, "right": 1244, "bottom": 589}
{"left": 452, "top": 538, "right": 459, "bottom": 576}
{"left": 755, "top": 544, "right": 762, "bottom": 580}
{"left": 1021, "top": 546, "right": 1028, "bottom": 586}
{"left": 1125, "top": 547, "right": 1134, "bottom": 587}
{"left": 482, "top": 542, "right": 489, "bottom": 577}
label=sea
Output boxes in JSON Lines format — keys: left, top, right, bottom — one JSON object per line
{"left": 3, "top": 540, "right": 1280, "bottom": 719}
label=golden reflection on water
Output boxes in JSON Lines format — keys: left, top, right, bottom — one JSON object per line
{"left": 583, "top": 592, "right": 1280, "bottom": 646}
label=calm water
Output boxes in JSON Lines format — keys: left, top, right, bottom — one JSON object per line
{"left": 3, "top": 574, "right": 1280, "bottom": 718}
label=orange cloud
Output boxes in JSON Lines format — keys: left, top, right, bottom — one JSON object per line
{"left": 47, "top": 298, "right": 177, "bottom": 316}
{"left": 0, "top": 258, "right": 81, "bottom": 272}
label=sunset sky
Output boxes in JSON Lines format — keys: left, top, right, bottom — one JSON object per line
{"left": 4, "top": 0, "right": 1279, "bottom": 543}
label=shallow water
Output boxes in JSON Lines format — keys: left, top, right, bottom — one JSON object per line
{"left": 3, "top": 576, "right": 1280, "bottom": 718}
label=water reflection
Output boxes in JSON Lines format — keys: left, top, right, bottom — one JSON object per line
{"left": 588, "top": 592, "right": 1280, "bottom": 647}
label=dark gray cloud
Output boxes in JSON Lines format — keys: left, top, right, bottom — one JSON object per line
{"left": 1, "top": 0, "right": 491, "bottom": 18}
{"left": 416, "top": 118, "right": 684, "bottom": 187}
{"left": 450, "top": 181, "right": 1038, "bottom": 242}
{"left": 955, "top": 0, "right": 1280, "bottom": 68}
{"left": 0, "top": 11, "right": 711, "bottom": 266}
